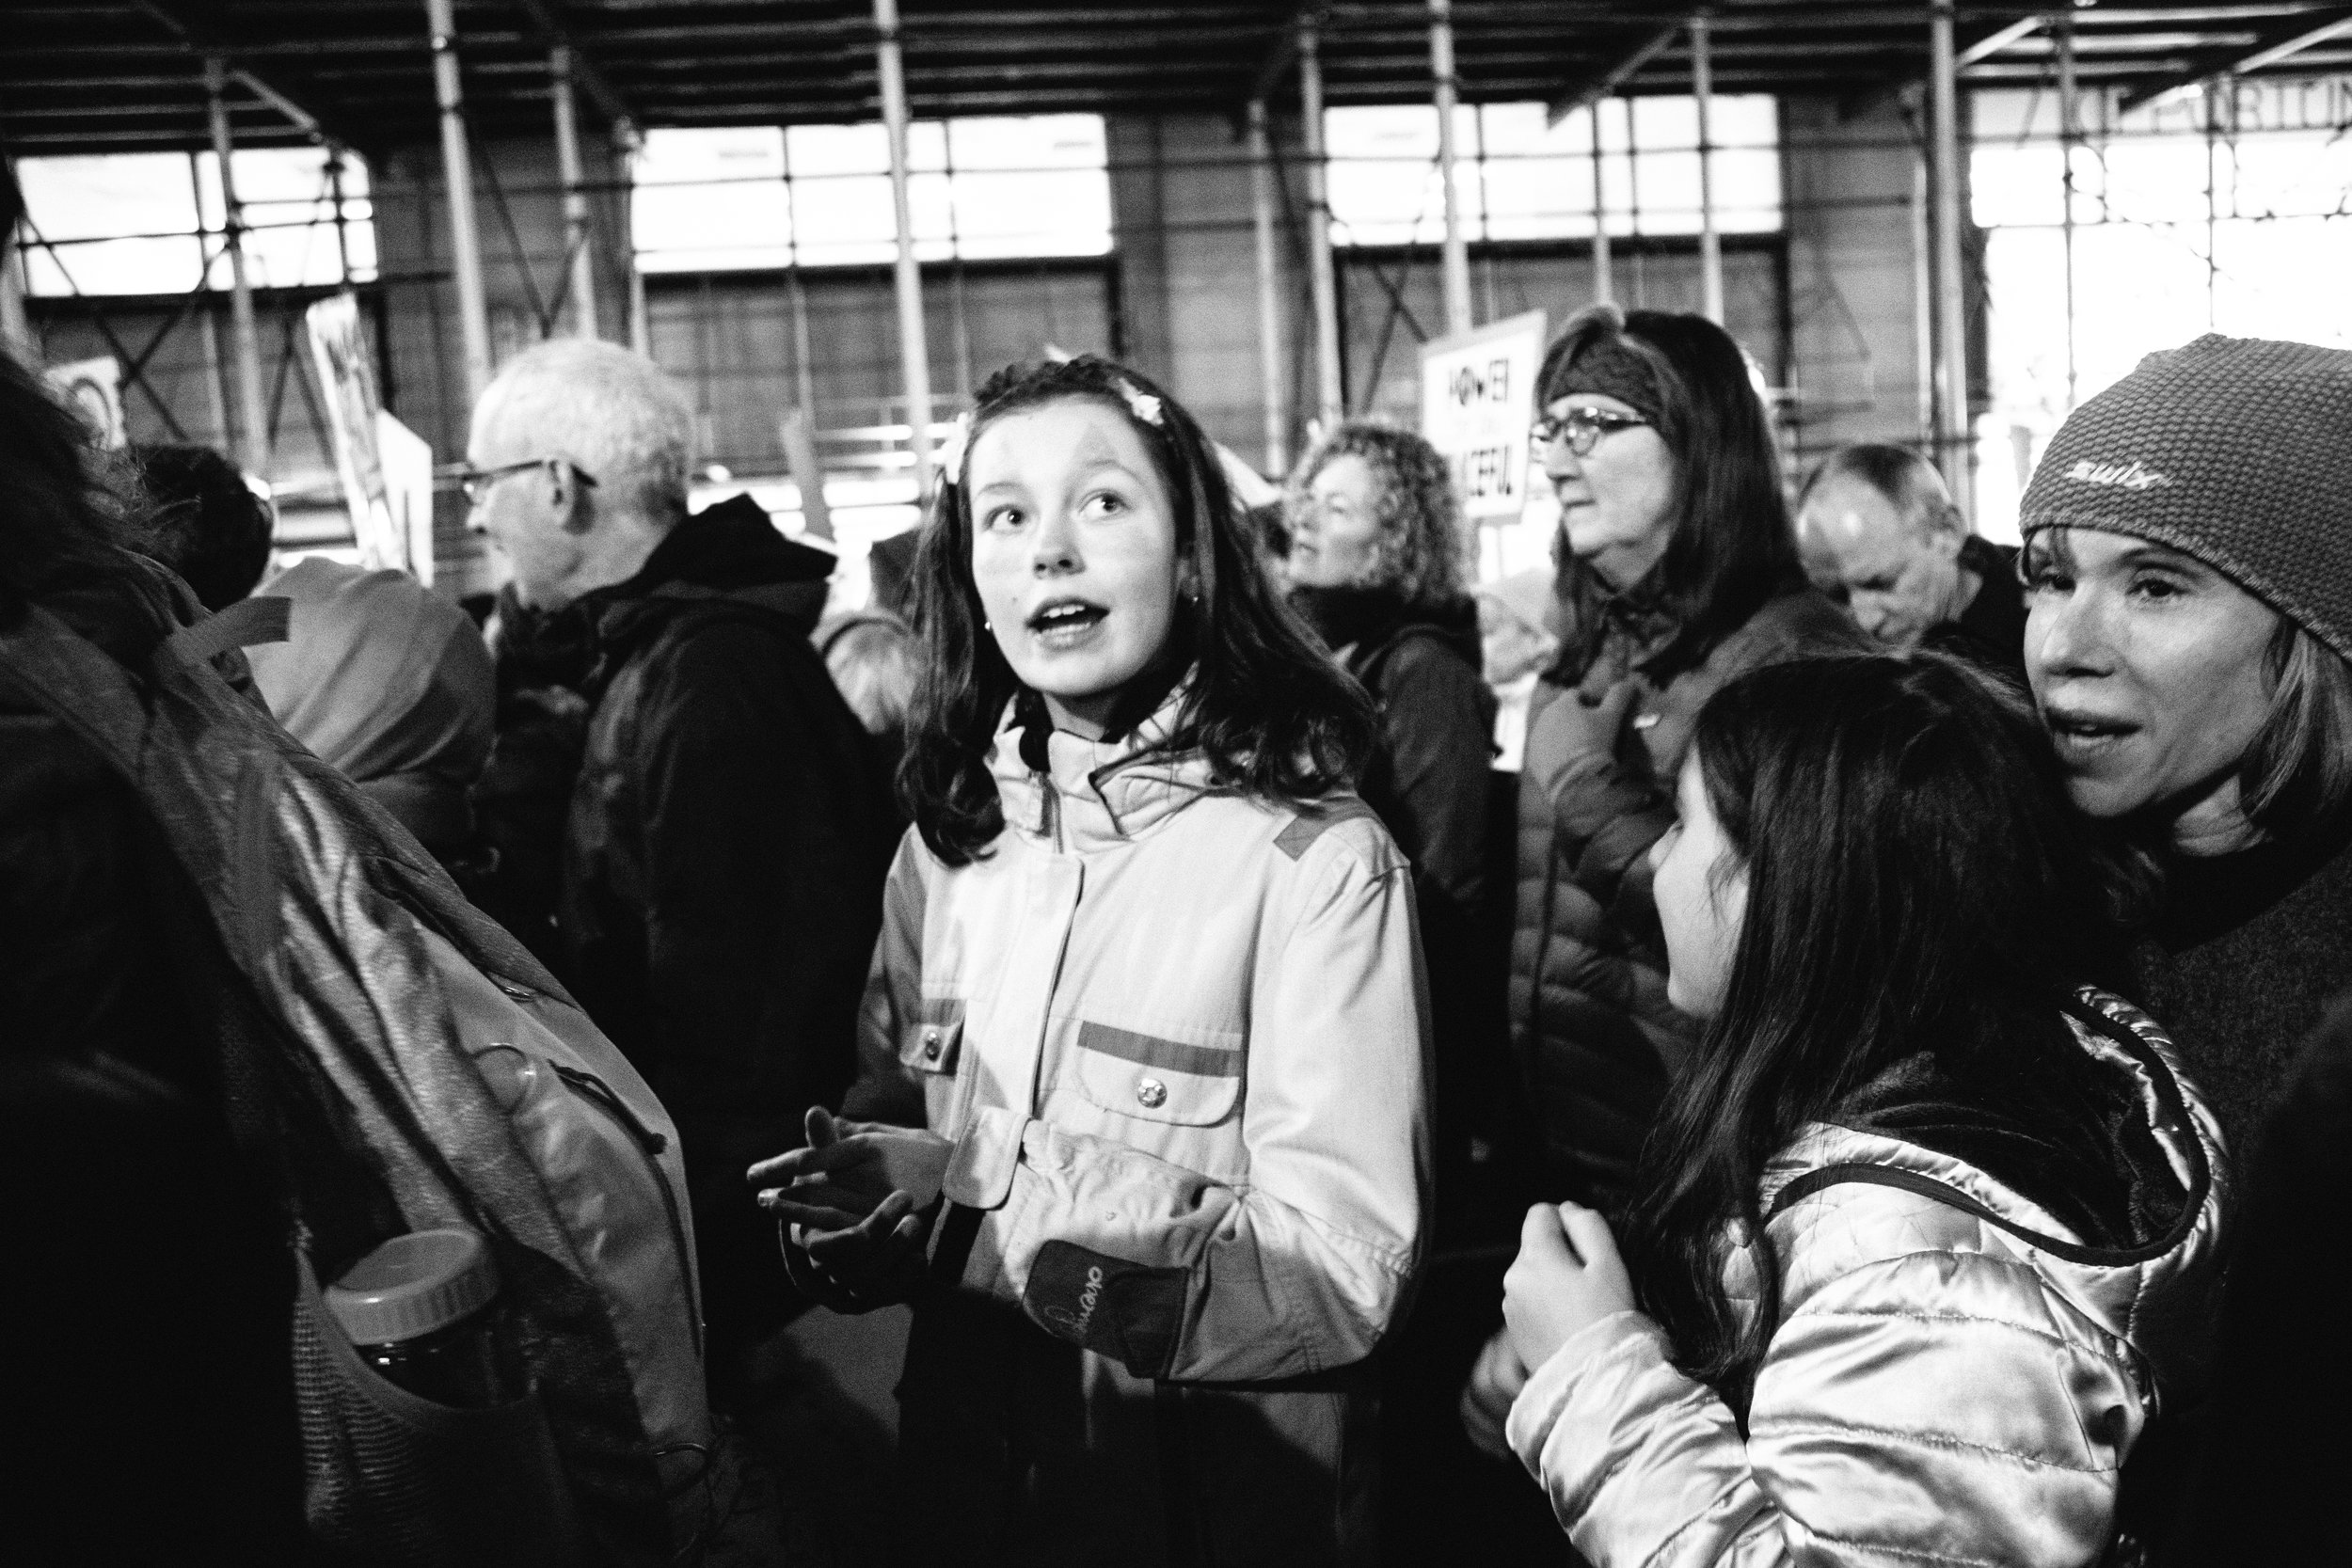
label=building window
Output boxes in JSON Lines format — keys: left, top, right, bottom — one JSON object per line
{"left": 16, "top": 147, "right": 374, "bottom": 296}
{"left": 631, "top": 113, "right": 1112, "bottom": 273}
{"left": 1325, "top": 96, "right": 1782, "bottom": 247}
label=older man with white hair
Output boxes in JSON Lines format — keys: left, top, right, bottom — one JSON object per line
{"left": 463, "top": 339, "right": 898, "bottom": 1410}
{"left": 1795, "top": 442, "right": 2026, "bottom": 681}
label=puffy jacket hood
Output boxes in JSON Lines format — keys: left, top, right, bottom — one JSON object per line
{"left": 1760, "top": 988, "right": 2225, "bottom": 1402}
{"left": 585, "top": 493, "right": 832, "bottom": 648}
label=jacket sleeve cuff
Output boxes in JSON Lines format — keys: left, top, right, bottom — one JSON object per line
{"left": 943, "top": 1103, "right": 1026, "bottom": 1210}
{"left": 1505, "top": 1309, "right": 1662, "bottom": 1475}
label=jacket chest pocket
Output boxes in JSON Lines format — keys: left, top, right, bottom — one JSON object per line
{"left": 898, "top": 1013, "right": 964, "bottom": 1078}
{"left": 1069, "top": 1020, "right": 1242, "bottom": 1128}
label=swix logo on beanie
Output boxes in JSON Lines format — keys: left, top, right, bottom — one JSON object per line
{"left": 2065, "top": 458, "right": 2175, "bottom": 491}
{"left": 1024, "top": 1240, "right": 1187, "bottom": 1378}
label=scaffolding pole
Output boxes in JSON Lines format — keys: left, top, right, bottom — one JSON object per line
{"left": 1248, "top": 99, "right": 1291, "bottom": 476}
{"left": 1927, "top": 1, "right": 1973, "bottom": 523}
{"left": 1692, "top": 12, "right": 1723, "bottom": 324}
{"left": 551, "top": 44, "right": 600, "bottom": 340}
{"left": 875, "top": 0, "right": 935, "bottom": 495}
{"left": 187, "top": 150, "right": 231, "bottom": 446}
{"left": 204, "top": 56, "right": 269, "bottom": 476}
{"left": 1589, "top": 101, "right": 1613, "bottom": 305}
{"left": 2058, "top": 18, "right": 2079, "bottom": 411}
{"left": 326, "top": 148, "right": 354, "bottom": 287}
{"left": 1430, "top": 0, "right": 1471, "bottom": 336}
{"left": 618, "top": 123, "right": 650, "bottom": 354}
{"left": 426, "top": 0, "right": 493, "bottom": 403}
{"left": 1300, "top": 17, "right": 1343, "bottom": 433}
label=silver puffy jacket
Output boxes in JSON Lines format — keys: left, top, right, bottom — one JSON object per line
{"left": 1507, "top": 989, "right": 2226, "bottom": 1568}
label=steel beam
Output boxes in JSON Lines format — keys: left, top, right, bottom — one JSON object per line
{"left": 2121, "top": 9, "right": 2352, "bottom": 109}
{"left": 1692, "top": 10, "right": 1723, "bottom": 324}
{"left": 511, "top": 0, "right": 635, "bottom": 132}
{"left": 1546, "top": 24, "right": 1677, "bottom": 126}
{"left": 427, "top": 0, "right": 494, "bottom": 403}
{"left": 1300, "top": 15, "right": 1344, "bottom": 432}
{"left": 551, "top": 45, "right": 600, "bottom": 340}
{"left": 1589, "top": 101, "right": 1613, "bottom": 305}
{"left": 875, "top": 0, "right": 936, "bottom": 496}
{"left": 1926, "top": 2, "right": 1973, "bottom": 523}
{"left": 1248, "top": 100, "right": 1292, "bottom": 476}
{"left": 205, "top": 56, "right": 269, "bottom": 476}
{"left": 1430, "top": 0, "right": 1472, "bottom": 336}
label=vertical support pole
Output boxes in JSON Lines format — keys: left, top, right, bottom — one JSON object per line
{"left": 618, "top": 123, "right": 651, "bottom": 355}
{"left": 780, "top": 135, "right": 819, "bottom": 420}
{"left": 1299, "top": 17, "right": 1343, "bottom": 432}
{"left": 204, "top": 56, "right": 269, "bottom": 476}
{"left": 0, "top": 155, "right": 26, "bottom": 360}
{"left": 551, "top": 45, "right": 600, "bottom": 340}
{"left": 326, "top": 147, "right": 354, "bottom": 287}
{"left": 1589, "top": 102, "right": 1613, "bottom": 304}
{"left": 2057, "top": 19, "right": 2078, "bottom": 411}
{"left": 875, "top": 0, "right": 934, "bottom": 496}
{"left": 426, "top": 0, "right": 493, "bottom": 403}
{"left": 1691, "top": 11, "right": 1724, "bottom": 324}
{"left": 188, "top": 150, "right": 232, "bottom": 445}
{"left": 1248, "top": 99, "right": 1291, "bottom": 476}
{"left": 1429, "top": 0, "right": 1471, "bottom": 336}
{"left": 1926, "top": 1, "right": 1973, "bottom": 523}
{"left": 2203, "top": 82, "right": 2220, "bottom": 331}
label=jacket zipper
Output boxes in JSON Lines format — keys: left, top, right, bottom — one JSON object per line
{"left": 549, "top": 1059, "right": 705, "bottom": 1360}
{"left": 1037, "top": 770, "right": 1064, "bottom": 852}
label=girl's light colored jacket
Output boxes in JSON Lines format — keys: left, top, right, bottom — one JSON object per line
{"left": 1506, "top": 990, "right": 2226, "bottom": 1568}
{"left": 839, "top": 704, "right": 1432, "bottom": 1383}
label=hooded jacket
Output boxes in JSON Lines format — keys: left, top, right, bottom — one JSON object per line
{"left": 558, "top": 495, "right": 898, "bottom": 1366}
{"left": 1505, "top": 989, "right": 2226, "bottom": 1568}
{"left": 1511, "top": 582, "right": 1853, "bottom": 1212}
{"left": 833, "top": 694, "right": 1429, "bottom": 1562}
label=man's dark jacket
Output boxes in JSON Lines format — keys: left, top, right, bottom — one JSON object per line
{"left": 558, "top": 497, "right": 898, "bottom": 1363}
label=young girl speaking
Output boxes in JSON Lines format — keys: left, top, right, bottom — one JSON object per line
{"left": 751, "top": 356, "right": 1429, "bottom": 1566}
{"left": 1488, "top": 654, "right": 2226, "bottom": 1567}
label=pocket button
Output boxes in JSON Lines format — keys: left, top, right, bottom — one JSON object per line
{"left": 1136, "top": 1076, "right": 1168, "bottom": 1110}
{"left": 922, "top": 1028, "right": 943, "bottom": 1062}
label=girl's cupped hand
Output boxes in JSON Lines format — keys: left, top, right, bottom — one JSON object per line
{"left": 1502, "top": 1200, "right": 1639, "bottom": 1379}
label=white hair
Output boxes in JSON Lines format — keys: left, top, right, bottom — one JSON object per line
{"left": 473, "top": 339, "right": 696, "bottom": 527}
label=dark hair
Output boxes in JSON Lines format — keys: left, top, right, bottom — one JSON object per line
{"left": 899, "top": 356, "right": 1375, "bottom": 863}
{"left": 0, "top": 351, "right": 139, "bottom": 616}
{"left": 1285, "top": 421, "right": 1469, "bottom": 608}
{"left": 1619, "top": 652, "right": 2127, "bottom": 1413}
{"left": 131, "top": 443, "right": 274, "bottom": 611}
{"left": 1539, "top": 305, "right": 1802, "bottom": 683}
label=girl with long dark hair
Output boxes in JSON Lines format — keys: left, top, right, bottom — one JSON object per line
{"left": 1495, "top": 654, "right": 2224, "bottom": 1567}
{"left": 748, "top": 356, "right": 1427, "bottom": 1566}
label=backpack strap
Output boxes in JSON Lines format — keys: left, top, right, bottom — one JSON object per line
{"left": 164, "top": 594, "right": 290, "bottom": 667}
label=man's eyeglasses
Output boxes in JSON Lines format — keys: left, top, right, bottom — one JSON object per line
{"left": 454, "top": 457, "right": 598, "bottom": 507}
{"left": 1529, "top": 407, "right": 1651, "bottom": 458}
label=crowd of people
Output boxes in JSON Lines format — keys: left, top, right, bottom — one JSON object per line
{"left": 6, "top": 297, "right": 2349, "bottom": 1567}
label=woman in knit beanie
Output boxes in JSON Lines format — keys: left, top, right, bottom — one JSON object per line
{"left": 2020, "top": 332, "right": 2352, "bottom": 1562}
{"left": 1469, "top": 305, "right": 1854, "bottom": 1448}
{"left": 2018, "top": 331, "right": 2352, "bottom": 1154}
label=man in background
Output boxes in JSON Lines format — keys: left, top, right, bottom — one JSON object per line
{"left": 465, "top": 339, "right": 896, "bottom": 1410}
{"left": 1796, "top": 442, "right": 2026, "bottom": 681}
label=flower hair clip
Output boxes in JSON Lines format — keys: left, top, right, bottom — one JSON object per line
{"left": 1118, "top": 382, "right": 1164, "bottom": 428}
{"left": 937, "top": 409, "right": 975, "bottom": 487}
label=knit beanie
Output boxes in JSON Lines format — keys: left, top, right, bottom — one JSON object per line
{"left": 2018, "top": 333, "right": 2352, "bottom": 663}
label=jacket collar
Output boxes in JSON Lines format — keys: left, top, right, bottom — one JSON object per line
{"left": 987, "top": 684, "right": 1217, "bottom": 851}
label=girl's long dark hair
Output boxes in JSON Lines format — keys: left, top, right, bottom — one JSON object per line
{"left": 1618, "top": 653, "right": 2129, "bottom": 1415}
{"left": 0, "top": 351, "right": 140, "bottom": 618}
{"left": 1542, "top": 306, "right": 1802, "bottom": 685}
{"left": 899, "top": 356, "right": 1375, "bottom": 863}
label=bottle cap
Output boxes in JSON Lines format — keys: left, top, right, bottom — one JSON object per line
{"left": 324, "top": 1227, "right": 501, "bottom": 1347}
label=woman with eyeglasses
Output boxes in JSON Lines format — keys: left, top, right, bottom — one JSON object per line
{"left": 1469, "top": 307, "right": 1859, "bottom": 1450}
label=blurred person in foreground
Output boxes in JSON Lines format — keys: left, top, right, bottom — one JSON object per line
{"left": 0, "top": 351, "right": 302, "bottom": 1558}
{"left": 1507, "top": 304, "right": 1854, "bottom": 1224}
{"left": 245, "top": 558, "right": 495, "bottom": 880}
{"left": 1796, "top": 441, "right": 2026, "bottom": 680}
{"left": 462, "top": 337, "right": 897, "bottom": 1410}
{"left": 132, "top": 440, "right": 276, "bottom": 612}
{"left": 1286, "top": 420, "right": 1499, "bottom": 1230}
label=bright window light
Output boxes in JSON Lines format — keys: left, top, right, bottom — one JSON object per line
{"left": 17, "top": 147, "right": 374, "bottom": 296}
{"left": 1325, "top": 96, "right": 1780, "bottom": 246}
{"left": 632, "top": 114, "right": 1111, "bottom": 273}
